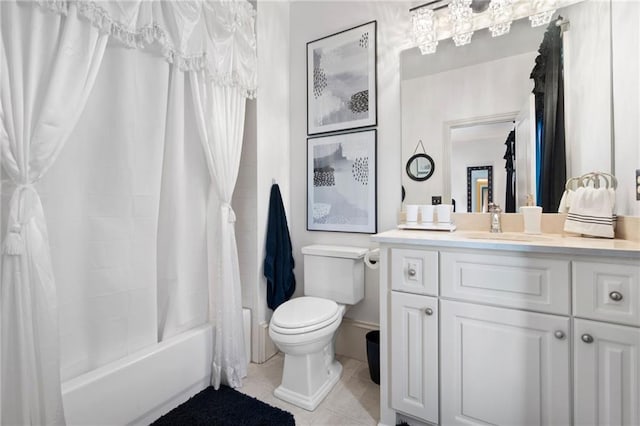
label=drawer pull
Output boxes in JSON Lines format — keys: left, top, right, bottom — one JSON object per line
{"left": 554, "top": 330, "right": 565, "bottom": 340}
{"left": 408, "top": 268, "right": 417, "bottom": 277}
{"left": 581, "top": 334, "right": 594, "bottom": 344}
{"left": 609, "top": 291, "right": 624, "bottom": 302}
{"left": 424, "top": 307, "right": 434, "bottom": 316}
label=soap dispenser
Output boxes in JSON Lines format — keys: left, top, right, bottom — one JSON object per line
{"left": 521, "top": 194, "right": 542, "bottom": 234}
{"left": 488, "top": 202, "right": 502, "bottom": 233}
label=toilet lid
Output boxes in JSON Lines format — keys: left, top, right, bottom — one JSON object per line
{"left": 271, "top": 297, "right": 340, "bottom": 335}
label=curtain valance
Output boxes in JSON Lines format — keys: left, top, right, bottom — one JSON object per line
{"left": 35, "top": 0, "right": 257, "bottom": 98}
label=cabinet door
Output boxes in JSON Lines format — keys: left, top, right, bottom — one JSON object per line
{"left": 391, "top": 291, "right": 438, "bottom": 424}
{"left": 441, "top": 300, "right": 570, "bottom": 426}
{"left": 574, "top": 319, "right": 640, "bottom": 426}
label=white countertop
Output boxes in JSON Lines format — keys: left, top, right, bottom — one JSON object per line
{"left": 372, "top": 229, "right": 640, "bottom": 258}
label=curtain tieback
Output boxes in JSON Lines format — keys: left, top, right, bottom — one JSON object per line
{"left": 3, "top": 184, "right": 37, "bottom": 256}
{"left": 221, "top": 203, "right": 236, "bottom": 223}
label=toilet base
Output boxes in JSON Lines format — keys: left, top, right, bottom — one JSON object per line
{"left": 274, "top": 352, "right": 343, "bottom": 411}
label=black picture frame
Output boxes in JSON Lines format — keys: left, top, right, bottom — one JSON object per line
{"left": 467, "top": 165, "right": 493, "bottom": 212}
{"left": 307, "top": 129, "right": 377, "bottom": 234}
{"left": 306, "top": 21, "right": 377, "bottom": 136}
{"left": 406, "top": 153, "right": 435, "bottom": 181}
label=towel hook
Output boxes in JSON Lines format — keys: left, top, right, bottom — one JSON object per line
{"left": 564, "top": 176, "right": 582, "bottom": 191}
{"left": 577, "top": 172, "right": 618, "bottom": 190}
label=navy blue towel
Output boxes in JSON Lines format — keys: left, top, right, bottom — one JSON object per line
{"left": 264, "top": 184, "right": 295, "bottom": 310}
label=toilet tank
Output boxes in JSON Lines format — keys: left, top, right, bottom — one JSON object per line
{"left": 301, "top": 245, "right": 368, "bottom": 305}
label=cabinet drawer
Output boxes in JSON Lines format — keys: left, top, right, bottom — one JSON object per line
{"left": 573, "top": 261, "right": 640, "bottom": 327}
{"left": 441, "top": 251, "right": 571, "bottom": 314}
{"left": 391, "top": 248, "right": 438, "bottom": 296}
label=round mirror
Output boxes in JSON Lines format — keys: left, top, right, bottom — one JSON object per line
{"left": 406, "top": 153, "right": 435, "bottom": 181}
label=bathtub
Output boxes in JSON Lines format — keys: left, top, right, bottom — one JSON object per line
{"left": 62, "top": 309, "right": 251, "bottom": 425}
{"left": 62, "top": 324, "right": 214, "bottom": 425}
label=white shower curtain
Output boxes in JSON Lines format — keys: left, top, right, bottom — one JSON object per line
{"left": 1, "top": 0, "right": 256, "bottom": 422}
{"left": 157, "top": 67, "right": 210, "bottom": 341}
{"left": 190, "top": 73, "right": 248, "bottom": 389}
{"left": 0, "top": 3, "right": 107, "bottom": 424}
{"left": 189, "top": 0, "right": 257, "bottom": 389}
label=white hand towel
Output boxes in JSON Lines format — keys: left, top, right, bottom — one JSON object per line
{"left": 564, "top": 186, "right": 616, "bottom": 238}
{"left": 557, "top": 188, "right": 573, "bottom": 213}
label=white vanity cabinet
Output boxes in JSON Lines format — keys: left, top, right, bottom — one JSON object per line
{"left": 438, "top": 250, "right": 572, "bottom": 425}
{"left": 373, "top": 230, "right": 640, "bottom": 426}
{"left": 574, "top": 319, "right": 640, "bottom": 426}
{"left": 390, "top": 291, "right": 438, "bottom": 424}
{"left": 389, "top": 248, "right": 439, "bottom": 423}
{"left": 572, "top": 260, "right": 640, "bottom": 426}
{"left": 440, "top": 300, "right": 571, "bottom": 426}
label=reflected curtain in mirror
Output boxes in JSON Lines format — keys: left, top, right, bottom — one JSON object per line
{"left": 531, "top": 21, "right": 566, "bottom": 212}
{"left": 503, "top": 128, "right": 516, "bottom": 212}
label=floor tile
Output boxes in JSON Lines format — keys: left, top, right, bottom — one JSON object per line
{"left": 240, "top": 353, "right": 380, "bottom": 425}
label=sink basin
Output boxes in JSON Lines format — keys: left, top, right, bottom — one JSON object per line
{"left": 461, "top": 232, "right": 556, "bottom": 243}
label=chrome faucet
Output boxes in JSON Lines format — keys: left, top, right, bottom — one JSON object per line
{"left": 488, "top": 202, "right": 502, "bottom": 233}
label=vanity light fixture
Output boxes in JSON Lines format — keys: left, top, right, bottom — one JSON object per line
{"left": 529, "top": 0, "right": 557, "bottom": 27}
{"left": 488, "top": 0, "right": 514, "bottom": 37}
{"left": 410, "top": 0, "right": 572, "bottom": 55}
{"left": 411, "top": 5, "right": 439, "bottom": 54}
{"left": 449, "top": 0, "right": 474, "bottom": 46}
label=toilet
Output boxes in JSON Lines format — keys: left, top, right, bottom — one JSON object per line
{"left": 269, "top": 244, "right": 367, "bottom": 411}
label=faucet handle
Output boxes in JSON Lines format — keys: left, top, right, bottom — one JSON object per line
{"left": 488, "top": 202, "right": 501, "bottom": 213}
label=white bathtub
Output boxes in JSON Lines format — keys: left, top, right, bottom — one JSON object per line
{"left": 62, "top": 323, "right": 214, "bottom": 425}
{"left": 61, "top": 309, "right": 252, "bottom": 425}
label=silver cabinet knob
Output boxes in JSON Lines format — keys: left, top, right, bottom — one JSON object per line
{"left": 581, "top": 334, "right": 594, "bottom": 344}
{"left": 609, "top": 291, "right": 624, "bottom": 302}
{"left": 424, "top": 307, "right": 433, "bottom": 316}
{"left": 554, "top": 330, "right": 565, "bottom": 340}
{"left": 408, "top": 268, "right": 417, "bottom": 277}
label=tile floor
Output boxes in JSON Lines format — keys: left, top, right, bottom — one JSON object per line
{"left": 238, "top": 353, "right": 380, "bottom": 425}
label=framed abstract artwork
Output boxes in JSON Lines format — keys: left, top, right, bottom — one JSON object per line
{"left": 307, "top": 129, "right": 377, "bottom": 233}
{"left": 307, "top": 21, "right": 377, "bottom": 135}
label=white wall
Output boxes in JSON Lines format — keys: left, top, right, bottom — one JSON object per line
{"left": 234, "top": 0, "right": 292, "bottom": 360}
{"left": 564, "top": 0, "right": 613, "bottom": 179}
{"left": 612, "top": 0, "right": 640, "bottom": 216}
{"left": 289, "top": 1, "right": 410, "bottom": 324}
{"left": 256, "top": 0, "right": 291, "bottom": 329}
{"left": 234, "top": 99, "right": 258, "bottom": 327}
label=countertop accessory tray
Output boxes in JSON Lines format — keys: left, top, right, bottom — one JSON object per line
{"left": 398, "top": 223, "right": 457, "bottom": 232}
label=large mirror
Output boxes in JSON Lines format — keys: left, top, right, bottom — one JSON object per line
{"left": 401, "top": 0, "right": 615, "bottom": 213}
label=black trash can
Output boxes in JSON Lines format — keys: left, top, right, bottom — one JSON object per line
{"left": 365, "top": 330, "right": 380, "bottom": 385}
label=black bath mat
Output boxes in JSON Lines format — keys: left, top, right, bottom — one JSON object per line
{"left": 151, "top": 386, "right": 295, "bottom": 426}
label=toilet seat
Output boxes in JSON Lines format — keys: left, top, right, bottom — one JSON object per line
{"left": 271, "top": 297, "right": 341, "bottom": 335}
